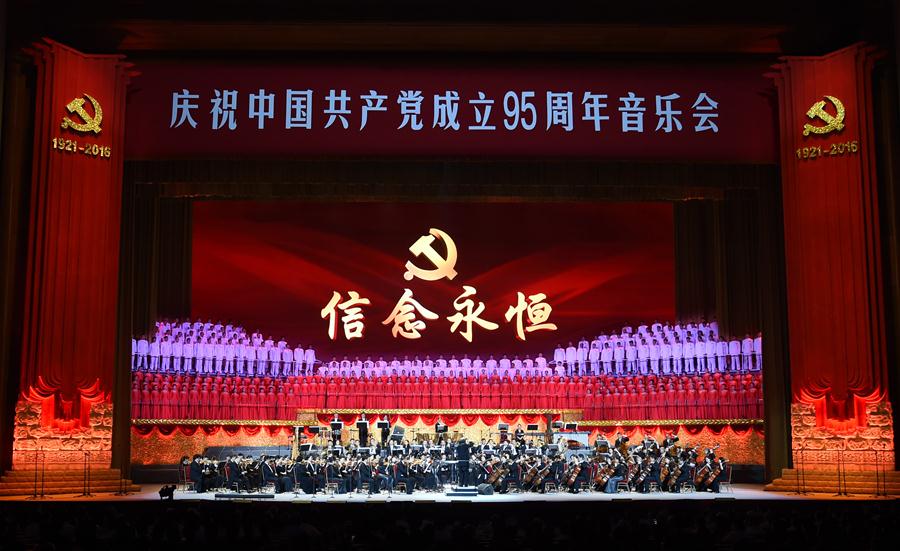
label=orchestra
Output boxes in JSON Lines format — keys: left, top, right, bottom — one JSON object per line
{"left": 180, "top": 431, "right": 729, "bottom": 496}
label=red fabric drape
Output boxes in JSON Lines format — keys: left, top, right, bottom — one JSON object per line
{"left": 461, "top": 414, "right": 480, "bottom": 426}
{"left": 772, "top": 44, "right": 888, "bottom": 427}
{"left": 480, "top": 414, "right": 499, "bottom": 426}
{"left": 19, "top": 40, "right": 132, "bottom": 419}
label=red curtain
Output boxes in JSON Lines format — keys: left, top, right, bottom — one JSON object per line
{"left": 771, "top": 44, "right": 888, "bottom": 427}
{"left": 19, "top": 40, "right": 132, "bottom": 418}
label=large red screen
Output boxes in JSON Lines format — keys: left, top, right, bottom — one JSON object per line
{"left": 191, "top": 201, "right": 674, "bottom": 361}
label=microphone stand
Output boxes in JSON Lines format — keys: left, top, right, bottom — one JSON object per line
{"left": 78, "top": 451, "right": 93, "bottom": 497}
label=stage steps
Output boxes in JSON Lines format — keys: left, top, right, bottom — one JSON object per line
{"left": 0, "top": 468, "right": 141, "bottom": 496}
{"left": 445, "top": 486, "right": 480, "bottom": 497}
{"left": 765, "top": 468, "right": 900, "bottom": 496}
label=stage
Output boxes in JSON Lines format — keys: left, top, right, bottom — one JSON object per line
{"left": 2, "top": 483, "right": 891, "bottom": 503}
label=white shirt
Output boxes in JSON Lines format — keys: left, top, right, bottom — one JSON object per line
{"left": 742, "top": 338, "right": 754, "bottom": 355}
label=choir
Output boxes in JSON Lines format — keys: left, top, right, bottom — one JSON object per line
{"left": 131, "top": 318, "right": 763, "bottom": 421}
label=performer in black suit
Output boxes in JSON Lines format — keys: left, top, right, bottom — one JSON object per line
{"left": 326, "top": 459, "right": 348, "bottom": 494}
{"left": 293, "top": 458, "right": 316, "bottom": 494}
{"left": 261, "top": 457, "right": 282, "bottom": 493}
{"left": 189, "top": 455, "right": 205, "bottom": 493}
{"left": 380, "top": 415, "right": 391, "bottom": 447}
{"left": 358, "top": 413, "right": 369, "bottom": 448}
{"left": 514, "top": 424, "right": 526, "bottom": 445}
{"left": 226, "top": 455, "right": 247, "bottom": 492}
{"left": 455, "top": 438, "right": 472, "bottom": 486}
{"left": 395, "top": 457, "right": 415, "bottom": 494}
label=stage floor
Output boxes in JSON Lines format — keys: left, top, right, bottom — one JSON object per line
{"left": 3, "top": 484, "right": 892, "bottom": 503}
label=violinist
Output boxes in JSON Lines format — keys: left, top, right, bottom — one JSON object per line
{"left": 189, "top": 455, "right": 205, "bottom": 493}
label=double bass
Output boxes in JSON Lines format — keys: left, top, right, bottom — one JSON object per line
{"left": 564, "top": 459, "right": 582, "bottom": 489}
{"left": 486, "top": 460, "right": 509, "bottom": 489}
{"left": 593, "top": 461, "right": 613, "bottom": 489}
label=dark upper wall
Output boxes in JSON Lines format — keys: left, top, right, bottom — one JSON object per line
{"left": 1, "top": 0, "right": 896, "bottom": 59}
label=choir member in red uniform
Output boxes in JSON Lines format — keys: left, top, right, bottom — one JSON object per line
{"left": 220, "top": 385, "right": 232, "bottom": 419}
{"left": 132, "top": 381, "right": 142, "bottom": 419}
{"left": 491, "top": 377, "right": 501, "bottom": 408}
{"left": 199, "top": 382, "right": 211, "bottom": 419}
{"left": 147, "top": 383, "right": 159, "bottom": 418}
{"left": 188, "top": 383, "right": 200, "bottom": 419}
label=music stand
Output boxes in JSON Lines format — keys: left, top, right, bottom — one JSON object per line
{"left": 525, "top": 448, "right": 537, "bottom": 456}
{"left": 390, "top": 426, "right": 405, "bottom": 443}
{"left": 564, "top": 423, "right": 578, "bottom": 431}
{"left": 526, "top": 424, "right": 539, "bottom": 432}
{"left": 498, "top": 423, "right": 509, "bottom": 432}
{"left": 308, "top": 426, "right": 321, "bottom": 435}
{"left": 376, "top": 421, "right": 390, "bottom": 430}
{"left": 547, "top": 444, "right": 560, "bottom": 456}
{"left": 330, "top": 422, "right": 344, "bottom": 433}
{"left": 358, "top": 447, "right": 372, "bottom": 456}
{"left": 356, "top": 421, "right": 369, "bottom": 431}
{"left": 551, "top": 421, "right": 563, "bottom": 429}
{"left": 435, "top": 423, "right": 448, "bottom": 434}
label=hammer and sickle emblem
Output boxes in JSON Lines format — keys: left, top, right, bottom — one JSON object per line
{"left": 403, "top": 228, "right": 458, "bottom": 282}
{"left": 802, "top": 95, "right": 845, "bottom": 137}
{"left": 60, "top": 93, "right": 103, "bottom": 134}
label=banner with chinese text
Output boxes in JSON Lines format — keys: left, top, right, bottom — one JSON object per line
{"left": 125, "top": 60, "right": 776, "bottom": 161}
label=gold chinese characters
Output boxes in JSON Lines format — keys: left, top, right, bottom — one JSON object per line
{"left": 321, "top": 229, "right": 558, "bottom": 343}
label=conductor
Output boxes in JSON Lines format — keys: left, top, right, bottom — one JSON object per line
{"left": 455, "top": 437, "right": 472, "bottom": 487}
{"left": 379, "top": 415, "right": 391, "bottom": 447}
{"left": 358, "top": 412, "right": 369, "bottom": 447}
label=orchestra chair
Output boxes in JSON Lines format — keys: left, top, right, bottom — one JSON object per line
{"left": 357, "top": 482, "right": 369, "bottom": 494}
{"left": 681, "top": 468, "right": 696, "bottom": 493}
{"left": 325, "top": 482, "right": 339, "bottom": 495}
{"left": 615, "top": 481, "right": 630, "bottom": 493}
{"left": 576, "top": 481, "right": 589, "bottom": 493}
{"left": 718, "top": 465, "right": 734, "bottom": 493}
{"left": 223, "top": 464, "right": 241, "bottom": 493}
{"left": 543, "top": 482, "right": 557, "bottom": 493}
{"left": 262, "top": 480, "right": 277, "bottom": 494}
{"left": 647, "top": 481, "right": 660, "bottom": 493}
{"left": 181, "top": 465, "right": 195, "bottom": 493}
{"left": 507, "top": 479, "right": 520, "bottom": 493}
{"left": 394, "top": 481, "right": 407, "bottom": 494}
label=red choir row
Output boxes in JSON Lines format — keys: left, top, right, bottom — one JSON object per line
{"left": 132, "top": 372, "right": 762, "bottom": 421}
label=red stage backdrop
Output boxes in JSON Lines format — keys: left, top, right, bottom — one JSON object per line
{"left": 772, "top": 44, "right": 893, "bottom": 468}
{"left": 125, "top": 60, "right": 776, "bottom": 162}
{"left": 14, "top": 40, "right": 132, "bottom": 468}
{"left": 190, "top": 201, "right": 675, "bottom": 359}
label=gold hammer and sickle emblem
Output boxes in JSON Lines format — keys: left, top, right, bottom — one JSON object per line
{"left": 403, "top": 228, "right": 459, "bottom": 282}
{"left": 802, "top": 95, "right": 845, "bottom": 137}
{"left": 60, "top": 93, "right": 103, "bottom": 134}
